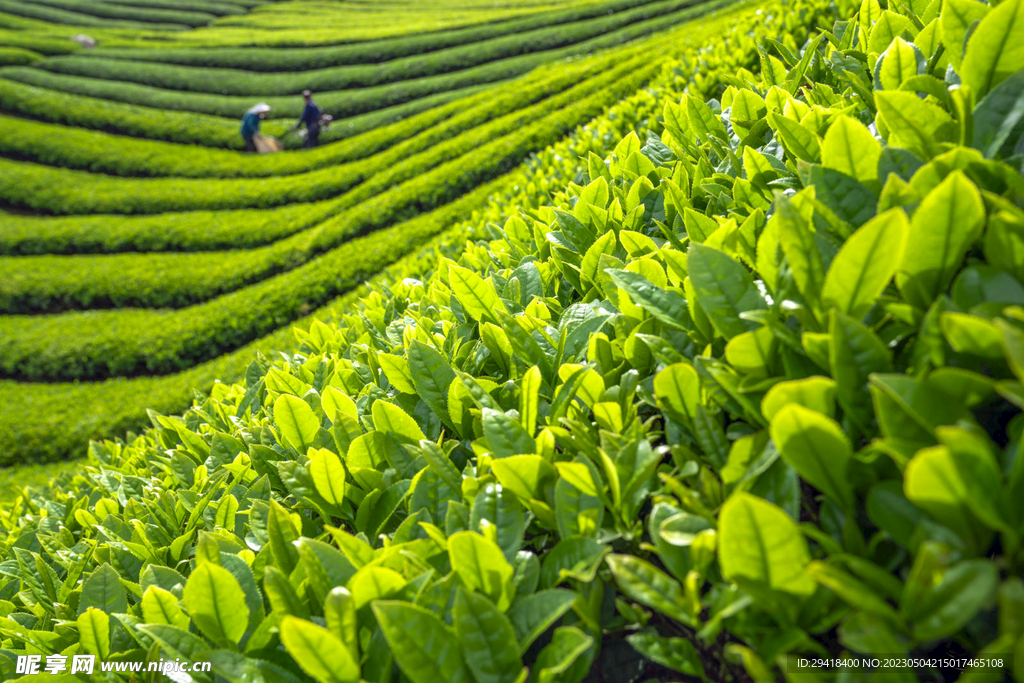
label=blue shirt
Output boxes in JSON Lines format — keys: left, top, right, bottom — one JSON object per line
{"left": 299, "top": 100, "right": 321, "bottom": 129}
{"left": 240, "top": 111, "right": 260, "bottom": 139}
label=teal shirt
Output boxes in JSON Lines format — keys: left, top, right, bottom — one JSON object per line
{"left": 240, "top": 112, "right": 260, "bottom": 139}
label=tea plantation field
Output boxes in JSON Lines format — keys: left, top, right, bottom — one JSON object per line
{"left": 0, "top": 0, "right": 738, "bottom": 467}
{"left": 3, "top": 0, "right": 1024, "bottom": 680}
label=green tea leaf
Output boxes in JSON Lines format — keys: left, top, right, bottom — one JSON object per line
{"left": 607, "top": 269, "right": 691, "bottom": 329}
{"left": 372, "top": 400, "right": 425, "bottom": 444}
{"left": 761, "top": 376, "right": 837, "bottom": 421}
{"left": 822, "top": 115, "right": 882, "bottom": 182}
{"left": 626, "top": 629, "right": 705, "bottom": 677}
{"left": 377, "top": 353, "right": 417, "bottom": 395}
{"left": 141, "top": 586, "right": 190, "bottom": 631}
{"left": 490, "top": 455, "right": 556, "bottom": 502}
{"left": 520, "top": 366, "right": 542, "bottom": 437}
{"left": 940, "top": 0, "right": 990, "bottom": 69}
{"left": 274, "top": 394, "right": 320, "bottom": 453}
{"left": 77, "top": 607, "right": 110, "bottom": 659}
{"left": 470, "top": 483, "right": 525, "bottom": 562}
{"left": 960, "top": 0, "right": 1024, "bottom": 99}
{"left": 449, "top": 264, "right": 507, "bottom": 324}
{"left": 533, "top": 626, "right": 593, "bottom": 683}
{"left": 407, "top": 339, "right": 457, "bottom": 429}
{"left": 482, "top": 408, "right": 535, "bottom": 458}
{"left": 878, "top": 38, "right": 922, "bottom": 90}
{"left": 373, "top": 601, "right": 470, "bottom": 683}
{"left": 606, "top": 554, "right": 694, "bottom": 626}
{"left": 910, "top": 560, "right": 999, "bottom": 640}
{"left": 324, "top": 587, "right": 359, "bottom": 662}
{"left": 897, "top": 171, "right": 984, "bottom": 309}
{"left": 829, "top": 310, "right": 892, "bottom": 433}
{"left": 654, "top": 362, "right": 700, "bottom": 423}
{"left": 972, "top": 70, "right": 1024, "bottom": 158}
{"left": 875, "top": 91, "right": 956, "bottom": 158}
{"left": 770, "top": 405, "right": 854, "bottom": 508}
{"left": 453, "top": 589, "right": 523, "bottom": 683}
{"left": 507, "top": 588, "right": 579, "bottom": 654}
{"left": 687, "top": 243, "right": 765, "bottom": 339}
{"left": 718, "top": 492, "right": 815, "bottom": 596}
{"left": 822, "top": 208, "right": 908, "bottom": 319}
{"left": 322, "top": 386, "right": 358, "bottom": 421}
{"left": 448, "top": 531, "right": 515, "bottom": 610}
{"left": 79, "top": 563, "right": 127, "bottom": 616}
{"left": 308, "top": 447, "right": 346, "bottom": 506}
{"left": 768, "top": 111, "right": 821, "bottom": 161}
{"left": 280, "top": 615, "right": 360, "bottom": 683}
{"left": 183, "top": 562, "right": 249, "bottom": 647}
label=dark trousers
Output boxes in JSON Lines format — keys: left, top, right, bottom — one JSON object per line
{"left": 303, "top": 123, "right": 320, "bottom": 148}
{"left": 243, "top": 136, "right": 257, "bottom": 152}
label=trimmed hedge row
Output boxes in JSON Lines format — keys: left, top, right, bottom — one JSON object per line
{"left": 0, "top": 49, "right": 643, "bottom": 215}
{"left": 0, "top": 54, "right": 655, "bottom": 315}
{"left": 1, "top": 1, "right": 724, "bottom": 119}
{"left": 0, "top": 78, "right": 286, "bottom": 149}
{"left": 0, "top": 202, "right": 334, "bottom": 255}
{"left": 84, "top": 4, "right": 591, "bottom": 50}
{"left": 0, "top": 0, "right": 188, "bottom": 28}
{"left": 0, "top": 47, "right": 40, "bottom": 66}
{"left": 35, "top": 9, "right": 1024, "bottom": 683}
{"left": 36, "top": 0, "right": 701, "bottom": 96}
{"left": 0, "top": 8, "right": 672, "bottom": 464}
{"left": 0, "top": 28, "right": 78, "bottom": 55}
{"left": 0, "top": 52, "right": 671, "bottom": 379}
{"left": 89, "top": 0, "right": 654, "bottom": 68}
{"left": 0, "top": 180, "right": 502, "bottom": 382}
{"left": 0, "top": 221, "right": 460, "bottom": 468}
{"left": 22, "top": 0, "right": 218, "bottom": 27}
{"left": 0, "top": 77, "right": 491, "bottom": 149}
{"left": 100, "top": 0, "right": 248, "bottom": 17}
{"left": 0, "top": 51, "right": 610, "bottom": 178}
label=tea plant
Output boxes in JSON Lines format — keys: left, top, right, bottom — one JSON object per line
{"left": 6, "top": 0, "right": 1024, "bottom": 681}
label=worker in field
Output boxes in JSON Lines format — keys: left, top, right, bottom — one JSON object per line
{"left": 240, "top": 102, "right": 270, "bottom": 152}
{"left": 295, "top": 90, "right": 322, "bottom": 148}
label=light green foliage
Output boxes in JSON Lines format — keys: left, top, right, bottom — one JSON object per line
{"left": 3, "top": 0, "right": 1023, "bottom": 681}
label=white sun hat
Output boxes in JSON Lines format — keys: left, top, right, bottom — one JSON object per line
{"left": 249, "top": 103, "right": 271, "bottom": 114}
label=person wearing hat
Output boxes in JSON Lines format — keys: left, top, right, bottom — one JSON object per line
{"left": 240, "top": 102, "right": 270, "bottom": 152}
{"left": 294, "top": 90, "right": 322, "bottom": 148}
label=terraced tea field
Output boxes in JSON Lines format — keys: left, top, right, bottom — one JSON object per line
{"left": 0, "top": 0, "right": 738, "bottom": 465}
{"left": 3, "top": 0, "right": 1023, "bottom": 679}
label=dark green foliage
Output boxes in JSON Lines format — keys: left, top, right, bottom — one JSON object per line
{"left": 5, "top": 3, "right": 1022, "bottom": 682}
{"left": 0, "top": 0, "right": 730, "bottom": 119}
{"left": 0, "top": 46, "right": 649, "bottom": 215}
{"left": 89, "top": 0, "right": 660, "bottom": 68}
{"left": 33, "top": 0, "right": 709, "bottom": 96}
{"left": 0, "top": 52, "right": 666, "bottom": 378}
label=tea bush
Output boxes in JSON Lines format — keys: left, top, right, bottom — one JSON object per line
{"left": 0, "top": 0, "right": 188, "bottom": 28}
{"left": 0, "top": 55, "right": 671, "bottom": 320}
{"left": 0, "top": 47, "right": 40, "bottom": 66}
{"left": 5, "top": 1, "right": 1023, "bottom": 681}
{"left": 0, "top": 45, "right": 674, "bottom": 379}
{"left": 35, "top": 0, "right": 704, "bottom": 96}
{"left": 0, "top": 78, "right": 290, "bottom": 149}
{"left": 0, "top": 2, "right": 728, "bottom": 120}
{"left": 88, "top": 0, "right": 657, "bottom": 67}
{"left": 0, "top": 46, "right": 660, "bottom": 215}
{"left": 0, "top": 57, "right": 597, "bottom": 178}
{"left": 0, "top": 29, "right": 77, "bottom": 56}
{"left": 0, "top": 56, "right": 666, "bottom": 466}
{"left": 0, "top": 77, "right": 490, "bottom": 150}
{"left": 17, "top": 0, "right": 217, "bottom": 27}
